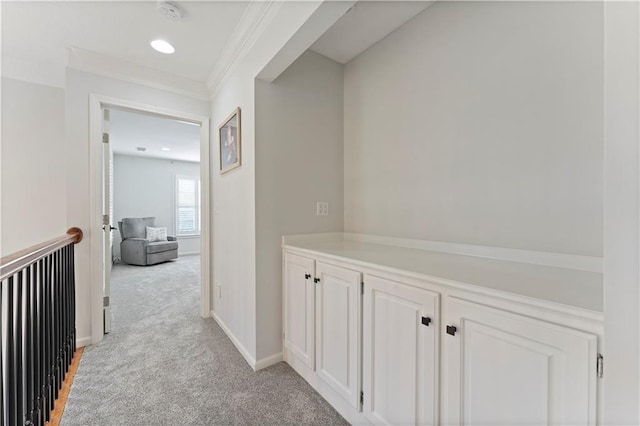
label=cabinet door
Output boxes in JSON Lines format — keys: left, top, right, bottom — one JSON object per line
{"left": 284, "top": 253, "right": 315, "bottom": 369}
{"left": 363, "top": 275, "right": 440, "bottom": 425}
{"left": 315, "top": 262, "right": 362, "bottom": 409}
{"left": 442, "top": 297, "right": 598, "bottom": 426}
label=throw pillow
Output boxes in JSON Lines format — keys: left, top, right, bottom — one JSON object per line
{"left": 146, "top": 226, "right": 168, "bottom": 242}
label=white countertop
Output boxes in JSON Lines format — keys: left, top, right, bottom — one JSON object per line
{"left": 283, "top": 235, "right": 603, "bottom": 314}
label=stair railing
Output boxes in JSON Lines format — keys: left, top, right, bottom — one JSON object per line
{"left": 0, "top": 227, "right": 83, "bottom": 426}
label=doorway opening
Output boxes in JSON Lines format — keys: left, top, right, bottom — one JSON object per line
{"left": 102, "top": 107, "right": 203, "bottom": 333}
{"left": 90, "top": 95, "right": 210, "bottom": 344}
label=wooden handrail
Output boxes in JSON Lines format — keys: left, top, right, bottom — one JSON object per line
{"left": 0, "top": 227, "right": 83, "bottom": 281}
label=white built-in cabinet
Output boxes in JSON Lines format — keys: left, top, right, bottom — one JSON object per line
{"left": 363, "top": 274, "right": 439, "bottom": 425}
{"left": 282, "top": 242, "right": 602, "bottom": 426}
{"left": 283, "top": 253, "right": 315, "bottom": 369}
{"left": 442, "top": 297, "right": 598, "bottom": 426}
{"left": 315, "top": 262, "right": 362, "bottom": 409}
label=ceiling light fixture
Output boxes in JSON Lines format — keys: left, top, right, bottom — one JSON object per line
{"left": 150, "top": 39, "right": 175, "bottom": 54}
{"left": 161, "top": 148, "right": 171, "bottom": 151}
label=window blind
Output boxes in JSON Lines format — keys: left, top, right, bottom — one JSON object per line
{"left": 176, "top": 175, "right": 200, "bottom": 235}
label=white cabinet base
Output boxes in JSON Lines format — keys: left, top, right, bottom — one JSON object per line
{"left": 283, "top": 237, "right": 602, "bottom": 426}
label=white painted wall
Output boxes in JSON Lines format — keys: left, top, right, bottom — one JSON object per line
{"left": 211, "top": 66, "right": 258, "bottom": 361}
{"left": 255, "top": 50, "right": 344, "bottom": 359}
{"left": 343, "top": 1, "right": 604, "bottom": 257}
{"left": 112, "top": 154, "right": 200, "bottom": 259}
{"left": 65, "top": 68, "right": 210, "bottom": 345}
{"left": 603, "top": 2, "right": 640, "bottom": 423}
{"left": 1, "top": 77, "right": 67, "bottom": 255}
{"left": 210, "top": 1, "right": 340, "bottom": 366}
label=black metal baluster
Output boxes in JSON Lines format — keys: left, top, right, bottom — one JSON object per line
{"left": 32, "top": 260, "right": 42, "bottom": 426}
{"left": 25, "top": 265, "right": 34, "bottom": 426}
{"left": 70, "top": 244, "right": 76, "bottom": 351}
{"left": 37, "top": 259, "right": 45, "bottom": 426}
{"left": 62, "top": 246, "right": 69, "bottom": 371}
{"left": 60, "top": 246, "right": 71, "bottom": 372}
{"left": 7, "top": 276, "right": 16, "bottom": 426}
{"left": 53, "top": 250, "right": 60, "bottom": 400}
{"left": 58, "top": 249, "right": 64, "bottom": 388}
{"left": 16, "top": 271, "right": 25, "bottom": 426}
{"left": 50, "top": 251, "right": 57, "bottom": 404}
{"left": 43, "top": 255, "right": 52, "bottom": 421}
{"left": 66, "top": 245, "right": 71, "bottom": 367}
{"left": 1, "top": 279, "right": 4, "bottom": 426}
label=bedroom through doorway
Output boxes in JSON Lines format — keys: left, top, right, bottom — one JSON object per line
{"left": 102, "top": 107, "right": 203, "bottom": 335}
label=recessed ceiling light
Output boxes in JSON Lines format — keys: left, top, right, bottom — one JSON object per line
{"left": 161, "top": 147, "right": 171, "bottom": 151}
{"left": 150, "top": 39, "right": 175, "bottom": 54}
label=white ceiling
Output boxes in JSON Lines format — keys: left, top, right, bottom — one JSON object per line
{"left": 110, "top": 108, "right": 201, "bottom": 163}
{"left": 1, "top": 1, "right": 250, "bottom": 88}
{"left": 310, "top": 1, "right": 435, "bottom": 64}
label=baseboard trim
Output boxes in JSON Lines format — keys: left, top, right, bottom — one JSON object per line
{"left": 255, "top": 352, "right": 283, "bottom": 371}
{"left": 211, "top": 310, "right": 257, "bottom": 370}
{"left": 76, "top": 336, "right": 92, "bottom": 349}
{"left": 179, "top": 251, "right": 200, "bottom": 256}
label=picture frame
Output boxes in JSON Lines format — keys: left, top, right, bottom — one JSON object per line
{"left": 219, "top": 107, "right": 241, "bottom": 174}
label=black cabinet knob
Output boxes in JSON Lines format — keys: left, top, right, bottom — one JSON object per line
{"left": 314, "top": 277, "right": 320, "bottom": 283}
{"left": 421, "top": 316, "right": 432, "bottom": 327}
{"left": 446, "top": 325, "right": 457, "bottom": 336}
{"left": 305, "top": 274, "right": 311, "bottom": 279}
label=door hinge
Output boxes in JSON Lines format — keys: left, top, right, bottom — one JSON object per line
{"left": 102, "top": 214, "right": 109, "bottom": 226}
{"left": 360, "top": 391, "right": 364, "bottom": 406}
{"left": 102, "top": 132, "right": 109, "bottom": 144}
{"left": 361, "top": 281, "right": 364, "bottom": 295}
{"left": 103, "top": 296, "right": 110, "bottom": 307}
{"left": 597, "top": 353, "right": 604, "bottom": 378}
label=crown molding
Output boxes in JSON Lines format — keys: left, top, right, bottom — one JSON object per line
{"left": 205, "top": 0, "right": 283, "bottom": 98}
{"left": 2, "top": 55, "right": 66, "bottom": 89}
{"left": 66, "top": 47, "right": 209, "bottom": 101}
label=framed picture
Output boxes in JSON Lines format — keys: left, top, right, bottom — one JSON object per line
{"left": 219, "top": 107, "right": 241, "bottom": 174}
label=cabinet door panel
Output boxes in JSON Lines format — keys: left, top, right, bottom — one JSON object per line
{"left": 284, "top": 253, "right": 315, "bottom": 369}
{"left": 363, "top": 275, "right": 439, "bottom": 425}
{"left": 443, "top": 297, "right": 597, "bottom": 426}
{"left": 316, "top": 262, "right": 361, "bottom": 409}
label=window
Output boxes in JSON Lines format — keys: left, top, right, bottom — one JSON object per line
{"left": 175, "top": 175, "right": 200, "bottom": 236}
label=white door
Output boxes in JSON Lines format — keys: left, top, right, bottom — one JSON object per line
{"left": 283, "top": 253, "right": 315, "bottom": 369}
{"left": 315, "top": 262, "right": 361, "bottom": 409}
{"left": 362, "top": 274, "right": 439, "bottom": 425}
{"left": 102, "top": 107, "right": 113, "bottom": 334}
{"left": 442, "top": 297, "right": 598, "bottom": 426}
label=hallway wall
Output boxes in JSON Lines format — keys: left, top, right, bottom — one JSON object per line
{"left": 1, "top": 77, "right": 67, "bottom": 256}
{"left": 255, "top": 50, "right": 344, "bottom": 359}
{"left": 343, "top": 1, "right": 603, "bottom": 257}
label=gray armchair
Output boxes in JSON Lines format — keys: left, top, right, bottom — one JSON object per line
{"left": 118, "top": 217, "right": 178, "bottom": 266}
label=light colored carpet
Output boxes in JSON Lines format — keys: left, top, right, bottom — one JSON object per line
{"left": 61, "top": 256, "right": 347, "bottom": 425}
